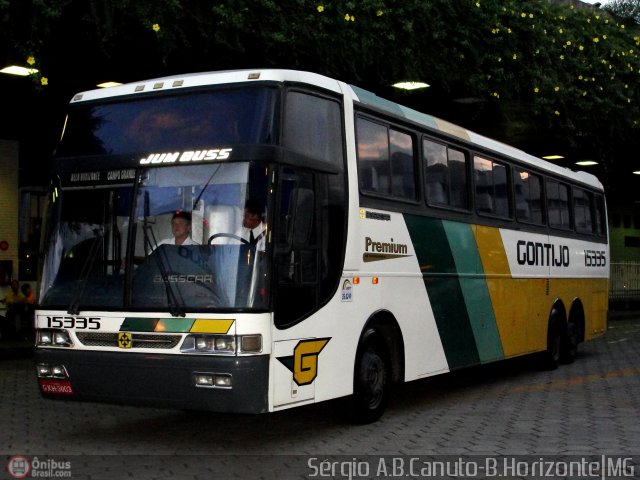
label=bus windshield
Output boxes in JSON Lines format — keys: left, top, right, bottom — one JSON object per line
{"left": 56, "top": 86, "right": 277, "bottom": 157}
{"left": 40, "top": 162, "right": 271, "bottom": 313}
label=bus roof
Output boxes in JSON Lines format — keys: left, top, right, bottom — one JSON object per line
{"left": 70, "top": 69, "right": 603, "bottom": 191}
{"left": 69, "top": 69, "right": 345, "bottom": 103}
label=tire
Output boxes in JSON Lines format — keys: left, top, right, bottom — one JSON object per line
{"left": 348, "top": 331, "right": 389, "bottom": 424}
{"left": 542, "top": 317, "right": 562, "bottom": 370}
{"left": 560, "top": 321, "right": 578, "bottom": 364}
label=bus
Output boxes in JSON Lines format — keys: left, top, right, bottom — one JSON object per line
{"left": 35, "top": 69, "right": 608, "bottom": 423}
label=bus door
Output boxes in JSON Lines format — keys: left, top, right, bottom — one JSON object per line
{"left": 271, "top": 168, "right": 320, "bottom": 406}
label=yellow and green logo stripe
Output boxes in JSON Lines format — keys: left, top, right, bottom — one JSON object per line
{"left": 404, "top": 215, "right": 505, "bottom": 369}
{"left": 119, "top": 317, "right": 234, "bottom": 334}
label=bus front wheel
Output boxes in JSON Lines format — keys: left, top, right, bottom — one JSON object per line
{"left": 349, "top": 330, "right": 389, "bottom": 424}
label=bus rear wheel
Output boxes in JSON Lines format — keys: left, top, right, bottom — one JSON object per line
{"left": 542, "top": 315, "right": 562, "bottom": 370}
{"left": 560, "top": 320, "right": 579, "bottom": 364}
{"left": 349, "top": 331, "right": 389, "bottom": 424}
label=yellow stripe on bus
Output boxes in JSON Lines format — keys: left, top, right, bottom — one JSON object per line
{"left": 474, "top": 225, "right": 609, "bottom": 357}
{"left": 549, "top": 278, "right": 608, "bottom": 340}
{"left": 474, "top": 226, "right": 545, "bottom": 357}
{"left": 190, "top": 319, "right": 235, "bottom": 334}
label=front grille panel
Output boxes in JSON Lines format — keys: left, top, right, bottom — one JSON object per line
{"left": 76, "top": 332, "right": 182, "bottom": 349}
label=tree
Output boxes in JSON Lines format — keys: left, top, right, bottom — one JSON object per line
{"left": 1, "top": 0, "right": 639, "bottom": 198}
{"left": 605, "top": 0, "right": 640, "bottom": 25}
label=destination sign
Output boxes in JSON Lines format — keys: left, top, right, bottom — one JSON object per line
{"left": 64, "top": 169, "right": 136, "bottom": 186}
{"left": 139, "top": 148, "right": 232, "bottom": 165}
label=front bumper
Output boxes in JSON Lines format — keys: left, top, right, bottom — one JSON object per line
{"left": 35, "top": 349, "right": 269, "bottom": 413}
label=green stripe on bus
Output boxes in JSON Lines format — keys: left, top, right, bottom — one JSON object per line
{"left": 156, "top": 318, "right": 196, "bottom": 333}
{"left": 404, "top": 215, "right": 480, "bottom": 369}
{"left": 442, "top": 221, "right": 504, "bottom": 363}
{"left": 120, "top": 317, "right": 195, "bottom": 332}
{"left": 120, "top": 318, "right": 159, "bottom": 332}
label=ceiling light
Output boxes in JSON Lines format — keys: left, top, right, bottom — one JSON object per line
{"left": 392, "top": 81, "right": 430, "bottom": 90}
{"left": 634, "top": 171, "right": 640, "bottom": 175}
{"left": 542, "top": 155, "right": 565, "bottom": 160}
{"left": 575, "top": 160, "right": 598, "bottom": 166}
{"left": 1, "top": 65, "right": 38, "bottom": 76}
{"left": 97, "top": 81, "right": 123, "bottom": 88}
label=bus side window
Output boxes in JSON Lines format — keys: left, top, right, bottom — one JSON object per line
{"left": 547, "top": 179, "right": 571, "bottom": 230}
{"left": 474, "top": 155, "right": 511, "bottom": 218}
{"left": 357, "top": 118, "right": 389, "bottom": 195}
{"left": 513, "top": 167, "right": 544, "bottom": 225}
{"left": 357, "top": 118, "right": 416, "bottom": 200}
{"left": 389, "top": 130, "right": 416, "bottom": 199}
{"left": 423, "top": 139, "right": 468, "bottom": 209}
{"left": 573, "top": 187, "right": 594, "bottom": 234}
{"left": 423, "top": 140, "right": 448, "bottom": 204}
{"left": 283, "top": 91, "right": 343, "bottom": 166}
{"left": 594, "top": 194, "right": 606, "bottom": 236}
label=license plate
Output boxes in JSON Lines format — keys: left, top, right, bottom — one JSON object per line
{"left": 39, "top": 379, "right": 74, "bottom": 395}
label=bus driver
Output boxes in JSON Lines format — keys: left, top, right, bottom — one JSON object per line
{"left": 238, "top": 200, "right": 266, "bottom": 251}
{"left": 157, "top": 211, "right": 199, "bottom": 247}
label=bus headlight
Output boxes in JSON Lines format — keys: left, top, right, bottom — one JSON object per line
{"left": 181, "top": 334, "right": 262, "bottom": 354}
{"left": 194, "top": 372, "right": 232, "bottom": 389}
{"left": 37, "top": 329, "right": 73, "bottom": 348}
{"left": 54, "top": 330, "right": 73, "bottom": 346}
{"left": 36, "top": 363, "right": 69, "bottom": 379}
{"left": 214, "top": 336, "right": 235, "bottom": 352}
{"left": 38, "top": 330, "right": 53, "bottom": 346}
{"left": 182, "top": 334, "right": 236, "bottom": 354}
{"left": 240, "top": 334, "right": 262, "bottom": 353}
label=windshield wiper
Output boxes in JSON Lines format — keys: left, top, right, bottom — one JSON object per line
{"left": 145, "top": 240, "right": 186, "bottom": 318}
{"left": 142, "top": 190, "right": 186, "bottom": 317}
{"left": 67, "top": 231, "right": 103, "bottom": 315}
{"left": 192, "top": 164, "right": 222, "bottom": 209}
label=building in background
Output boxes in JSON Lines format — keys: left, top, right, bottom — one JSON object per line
{"left": 0, "top": 139, "right": 45, "bottom": 308}
{"left": 609, "top": 208, "right": 640, "bottom": 307}
{"left": 0, "top": 140, "right": 19, "bottom": 293}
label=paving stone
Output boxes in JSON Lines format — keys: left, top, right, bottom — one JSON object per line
{"left": 1, "top": 318, "right": 639, "bottom": 478}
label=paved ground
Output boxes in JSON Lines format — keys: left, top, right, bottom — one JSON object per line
{"left": 0, "top": 317, "right": 639, "bottom": 479}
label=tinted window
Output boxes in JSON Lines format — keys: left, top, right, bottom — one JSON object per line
{"left": 283, "top": 92, "right": 344, "bottom": 165}
{"left": 390, "top": 130, "right": 415, "bottom": 198}
{"left": 474, "top": 156, "right": 510, "bottom": 217}
{"left": 573, "top": 188, "right": 594, "bottom": 234}
{"left": 357, "top": 118, "right": 416, "bottom": 200}
{"left": 513, "top": 167, "right": 544, "bottom": 225}
{"left": 57, "top": 87, "right": 278, "bottom": 157}
{"left": 423, "top": 139, "right": 468, "bottom": 209}
{"left": 595, "top": 195, "right": 606, "bottom": 236}
{"left": 547, "top": 179, "right": 571, "bottom": 229}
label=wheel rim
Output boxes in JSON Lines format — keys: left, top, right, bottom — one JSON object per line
{"left": 361, "top": 350, "right": 386, "bottom": 409}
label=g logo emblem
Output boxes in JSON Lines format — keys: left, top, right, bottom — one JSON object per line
{"left": 277, "top": 338, "right": 330, "bottom": 386}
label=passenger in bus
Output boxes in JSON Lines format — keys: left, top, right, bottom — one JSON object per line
{"left": 238, "top": 199, "right": 266, "bottom": 251}
{"left": 157, "top": 211, "right": 200, "bottom": 247}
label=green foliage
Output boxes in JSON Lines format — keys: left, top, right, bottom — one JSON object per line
{"left": 1, "top": 0, "right": 639, "bottom": 161}
{"left": 605, "top": 0, "right": 640, "bottom": 25}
